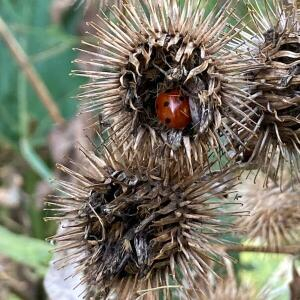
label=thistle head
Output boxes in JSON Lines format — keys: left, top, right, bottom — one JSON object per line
{"left": 203, "top": 279, "right": 259, "bottom": 300}
{"left": 236, "top": 173, "right": 300, "bottom": 249}
{"left": 47, "top": 144, "right": 244, "bottom": 299}
{"left": 239, "top": 0, "right": 300, "bottom": 184}
{"left": 73, "top": 0, "right": 259, "bottom": 176}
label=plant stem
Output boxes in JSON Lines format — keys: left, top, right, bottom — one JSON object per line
{"left": 225, "top": 244, "right": 300, "bottom": 255}
{"left": 0, "top": 16, "right": 65, "bottom": 126}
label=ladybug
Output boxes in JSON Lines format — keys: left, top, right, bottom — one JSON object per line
{"left": 155, "top": 89, "right": 191, "bottom": 129}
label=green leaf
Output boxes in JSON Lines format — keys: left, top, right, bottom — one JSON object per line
{"left": 0, "top": 0, "right": 85, "bottom": 148}
{"left": 240, "top": 252, "right": 283, "bottom": 287}
{"left": 0, "top": 225, "right": 53, "bottom": 276}
{"left": 8, "top": 294, "right": 22, "bottom": 300}
{"left": 240, "top": 252, "right": 290, "bottom": 300}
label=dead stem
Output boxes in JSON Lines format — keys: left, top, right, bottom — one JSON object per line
{"left": 225, "top": 244, "right": 300, "bottom": 255}
{"left": 0, "top": 16, "right": 65, "bottom": 126}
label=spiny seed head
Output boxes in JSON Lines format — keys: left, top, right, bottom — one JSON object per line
{"left": 73, "top": 0, "right": 260, "bottom": 176}
{"left": 236, "top": 174, "right": 300, "bottom": 249}
{"left": 47, "top": 145, "right": 244, "bottom": 299}
{"left": 239, "top": 0, "right": 300, "bottom": 184}
{"left": 176, "top": 268, "right": 265, "bottom": 300}
{"left": 202, "top": 279, "right": 260, "bottom": 300}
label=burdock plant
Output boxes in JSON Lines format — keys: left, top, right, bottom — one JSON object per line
{"left": 239, "top": 0, "right": 300, "bottom": 184}
{"left": 48, "top": 144, "right": 243, "bottom": 299}
{"left": 236, "top": 172, "right": 300, "bottom": 249}
{"left": 46, "top": 0, "right": 300, "bottom": 299}
{"left": 72, "top": 0, "right": 260, "bottom": 176}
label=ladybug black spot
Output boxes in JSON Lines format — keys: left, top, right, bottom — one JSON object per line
{"left": 165, "top": 118, "right": 171, "bottom": 124}
{"left": 179, "top": 96, "right": 185, "bottom": 101}
{"left": 164, "top": 101, "right": 169, "bottom": 107}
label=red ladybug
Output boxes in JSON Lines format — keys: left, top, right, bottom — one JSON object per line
{"left": 155, "top": 89, "right": 191, "bottom": 129}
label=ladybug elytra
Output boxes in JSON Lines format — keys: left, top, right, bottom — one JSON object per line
{"left": 155, "top": 89, "right": 191, "bottom": 129}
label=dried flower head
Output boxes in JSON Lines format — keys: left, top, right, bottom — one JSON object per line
{"left": 177, "top": 258, "right": 265, "bottom": 300}
{"left": 47, "top": 145, "right": 243, "bottom": 299}
{"left": 239, "top": 0, "right": 300, "bottom": 184}
{"left": 72, "top": 0, "right": 259, "bottom": 175}
{"left": 236, "top": 173, "right": 300, "bottom": 249}
{"left": 203, "top": 279, "right": 259, "bottom": 300}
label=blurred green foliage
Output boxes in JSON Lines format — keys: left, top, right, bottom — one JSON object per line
{"left": 0, "top": 1, "right": 86, "bottom": 298}
{"left": 0, "top": 225, "right": 52, "bottom": 277}
{"left": 240, "top": 252, "right": 290, "bottom": 300}
{"left": 0, "top": 0, "right": 84, "bottom": 149}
